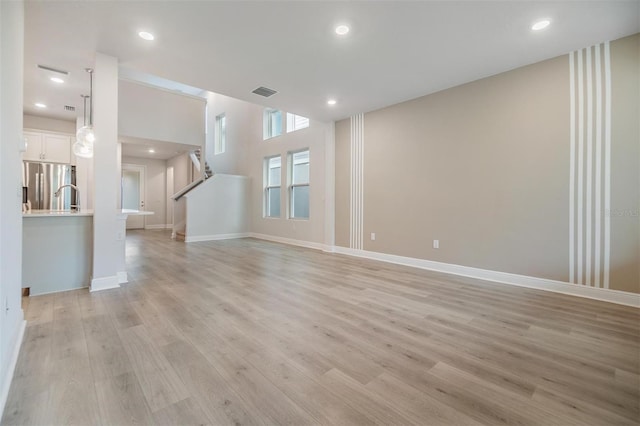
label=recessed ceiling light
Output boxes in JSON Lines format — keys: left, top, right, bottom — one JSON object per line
{"left": 50, "top": 77, "right": 64, "bottom": 84}
{"left": 327, "top": 99, "right": 337, "bottom": 106}
{"left": 335, "top": 25, "right": 350, "bottom": 36}
{"left": 148, "top": 149, "right": 155, "bottom": 153}
{"left": 138, "top": 31, "right": 155, "bottom": 41}
{"left": 531, "top": 19, "right": 551, "bottom": 31}
{"left": 35, "top": 103, "right": 47, "bottom": 108}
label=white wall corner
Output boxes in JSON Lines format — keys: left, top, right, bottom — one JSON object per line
{"left": 333, "top": 246, "right": 640, "bottom": 308}
{"left": 90, "top": 275, "right": 120, "bottom": 292}
{"left": 324, "top": 121, "right": 336, "bottom": 248}
{"left": 0, "top": 319, "right": 26, "bottom": 421}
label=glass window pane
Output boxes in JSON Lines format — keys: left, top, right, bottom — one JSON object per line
{"left": 269, "top": 167, "right": 281, "bottom": 186}
{"left": 291, "top": 185, "right": 309, "bottom": 219}
{"left": 286, "top": 113, "right": 309, "bottom": 132}
{"left": 272, "top": 110, "right": 282, "bottom": 136}
{"left": 267, "top": 187, "right": 280, "bottom": 217}
{"left": 268, "top": 156, "right": 281, "bottom": 186}
{"left": 293, "top": 163, "right": 308, "bottom": 184}
{"left": 292, "top": 150, "right": 309, "bottom": 184}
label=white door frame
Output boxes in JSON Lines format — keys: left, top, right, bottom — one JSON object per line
{"left": 122, "top": 163, "right": 146, "bottom": 229}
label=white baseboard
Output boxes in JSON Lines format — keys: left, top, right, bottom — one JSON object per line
{"left": 144, "top": 224, "right": 171, "bottom": 230}
{"left": 0, "top": 319, "right": 26, "bottom": 420}
{"left": 249, "top": 233, "right": 330, "bottom": 252}
{"left": 117, "top": 271, "right": 128, "bottom": 284}
{"left": 90, "top": 275, "right": 120, "bottom": 292}
{"left": 333, "top": 246, "right": 640, "bottom": 308}
{"left": 185, "top": 232, "right": 250, "bottom": 243}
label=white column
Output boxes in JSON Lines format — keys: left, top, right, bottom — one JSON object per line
{"left": 0, "top": 0, "right": 26, "bottom": 415}
{"left": 91, "top": 53, "right": 121, "bottom": 292}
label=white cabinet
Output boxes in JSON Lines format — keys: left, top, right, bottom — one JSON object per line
{"left": 23, "top": 130, "right": 72, "bottom": 163}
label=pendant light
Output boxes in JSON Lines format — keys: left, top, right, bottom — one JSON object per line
{"left": 73, "top": 68, "right": 95, "bottom": 158}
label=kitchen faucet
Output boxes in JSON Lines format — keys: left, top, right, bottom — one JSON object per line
{"left": 54, "top": 184, "right": 81, "bottom": 211}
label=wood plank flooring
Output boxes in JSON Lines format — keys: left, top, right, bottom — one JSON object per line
{"left": 3, "top": 230, "right": 639, "bottom": 425}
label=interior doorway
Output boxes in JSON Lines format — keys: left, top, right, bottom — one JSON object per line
{"left": 121, "top": 164, "right": 146, "bottom": 229}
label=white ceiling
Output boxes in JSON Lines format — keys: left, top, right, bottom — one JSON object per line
{"left": 24, "top": 1, "right": 639, "bottom": 123}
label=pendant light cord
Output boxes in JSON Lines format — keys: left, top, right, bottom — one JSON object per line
{"left": 87, "top": 68, "right": 94, "bottom": 126}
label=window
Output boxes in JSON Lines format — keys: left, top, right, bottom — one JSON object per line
{"left": 289, "top": 149, "right": 309, "bottom": 219}
{"left": 263, "top": 108, "right": 282, "bottom": 140}
{"left": 286, "top": 113, "right": 309, "bottom": 133}
{"left": 264, "top": 155, "right": 281, "bottom": 217}
{"left": 214, "top": 113, "right": 226, "bottom": 154}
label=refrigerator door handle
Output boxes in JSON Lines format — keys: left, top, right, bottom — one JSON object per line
{"left": 35, "top": 172, "right": 39, "bottom": 206}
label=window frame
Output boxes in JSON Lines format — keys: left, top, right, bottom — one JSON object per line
{"left": 288, "top": 148, "right": 310, "bottom": 220}
{"left": 214, "top": 113, "right": 226, "bottom": 155}
{"left": 263, "top": 108, "right": 283, "bottom": 140}
{"left": 264, "top": 155, "right": 282, "bottom": 218}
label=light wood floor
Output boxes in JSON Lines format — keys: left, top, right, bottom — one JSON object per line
{"left": 2, "top": 230, "right": 639, "bottom": 425}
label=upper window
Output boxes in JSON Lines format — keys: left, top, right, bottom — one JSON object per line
{"left": 263, "top": 108, "right": 282, "bottom": 140}
{"left": 289, "top": 149, "right": 309, "bottom": 219}
{"left": 264, "top": 155, "right": 281, "bottom": 218}
{"left": 214, "top": 113, "right": 226, "bottom": 155}
{"left": 286, "top": 113, "right": 309, "bottom": 133}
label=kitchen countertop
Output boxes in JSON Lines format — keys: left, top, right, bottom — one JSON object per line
{"left": 23, "top": 209, "right": 94, "bottom": 217}
{"left": 23, "top": 209, "right": 155, "bottom": 218}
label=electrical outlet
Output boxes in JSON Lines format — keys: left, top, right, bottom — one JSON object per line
{"left": 433, "top": 239, "right": 439, "bottom": 249}
{"left": 371, "top": 232, "right": 376, "bottom": 241}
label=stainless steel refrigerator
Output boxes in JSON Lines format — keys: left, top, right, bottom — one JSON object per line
{"left": 22, "top": 161, "right": 77, "bottom": 210}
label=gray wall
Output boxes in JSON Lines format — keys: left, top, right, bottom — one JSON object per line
{"left": 335, "top": 34, "right": 639, "bottom": 294}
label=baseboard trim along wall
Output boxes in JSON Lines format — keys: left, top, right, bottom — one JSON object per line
{"left": 333, "top": 246, "right": 640, "bottom": 308}
{"left": 145, "top": 224, "right": 172, "bottom": 230}
{"left": 249, "top": 233, "right": 330, "bottom": 252}
{"left": 0, "top": 320, "right": 26, "bottom": 420}
{"left": 185, "top": 233, "right": 250, "bottom": 243}
{"left": 90, "top": 275, "right": 120, "bottom": 292}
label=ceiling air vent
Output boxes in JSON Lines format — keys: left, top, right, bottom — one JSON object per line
{"left": 37, "top": 64, "right": 69, "bottom": 75}
{"left": 252, "top": 86, "right": 277, "bottom": 97}
{"left": 64, "top": 105, "right": 75, "bottom": 112}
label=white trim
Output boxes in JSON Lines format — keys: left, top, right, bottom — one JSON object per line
{"left": 144, "top": 224, "right": 171, "bottom": 230}
{"left": 28, "top": 286, "right": 89, "bottom": 297}
{"left": 0, "top": 320, "right": 26, "bottom": 420}
{"left": 249, "top": 232, "right": 330, "bottom": 252}
{"left": 595, "top": 44, "right": 602, "bottom": 288}
{"left": 586, "top": 46, "right": 593, "bottom": 287}
{"left": 569, "top": 51, "right": 576, "bottom": 284}
{"left": 185, "top": 232, "right": 250, "bottom": 243}
{"left": 117, "top": 271, "right": 128, "bottom": 284}
{"left": 603, "top": 41, "right": 611, "bottom": 289}
{"left": 577, "top": 48, "right": 584, "bottom": 285}
{"left": 349, "top": 113, "right": 365, "bottom": 250}
{"left": 90, "top": 275, "right": 120, "bottom": 292}
{"left": 332, "top": 246, "right": 640, "bottom": 308}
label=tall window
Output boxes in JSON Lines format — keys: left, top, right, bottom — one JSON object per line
{"left": 214, "top": 113, "right": 226, "bottom": 154}
{"left": 289, "top": 149, "right": 309, "bottom": 219}
{"left": 263, "top": 108, "right": 282, "bottom": 140}
{"left": 264, "top": 155, "right": 281, "bottom": 218}
{"left": 286, "top": 113, "right": 309, "bottom": 133}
